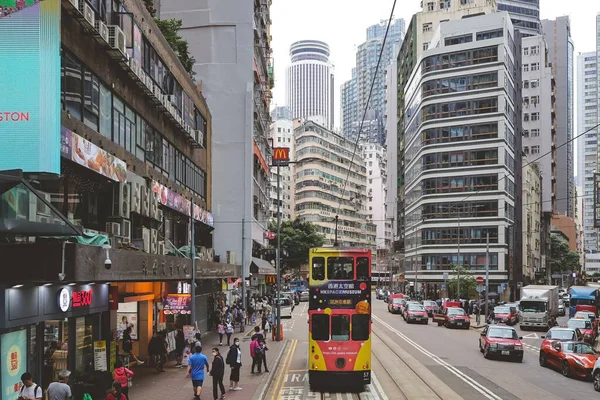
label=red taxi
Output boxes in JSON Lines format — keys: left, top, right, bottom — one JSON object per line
{"left": 567, "top": 318, "right": 596, "bottom": 344}
{"left": 492, "top": 305, "right": 518, "bottom": 326}
{"left": 403, "top": 303, "right": 429, "bottom": 324}
{"left": 434, "top": 306, "right": 470, "bottom": 329}
{"left": 422, "top": 300, "right": 439, "bottom": 317}
{"left": 387, "top": 295, "right": 405, "bottom": 314}
{"left": 574, "top": 311, "right": 598, "bottom": 334}
{"left": 539, "top": 341, "right": 599, "bottom": 379}
{"left": 479, "top": 325, "right": 524, "bottom": 362}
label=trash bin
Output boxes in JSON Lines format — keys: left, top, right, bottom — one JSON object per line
{"left": 271, "top": 324, "right": 284, "bottom": 341}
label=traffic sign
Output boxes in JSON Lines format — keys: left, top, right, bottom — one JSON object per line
{"left": 476, "top": 285, "right": 485, "bottom": 293}
{"left": 441, "top": 284, "right": 446, "bottom": 290}
{"left": 476, "top": 276, "right": 484, "bottom": 285}
{"left": 443, "top": 272, "right": 449, "bottom": 280}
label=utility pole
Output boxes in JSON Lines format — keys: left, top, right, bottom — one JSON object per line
{"left": 241, "top": 218, "right": 246, "bottom": 309}
{"left": 190, "top": 201, "right": 196, "bottom": 324}
{"left": 485, "top": 232, "right": 490, "bottom": 323}
{"left": 275, "top": 164, "right": 282, "bottom": 341}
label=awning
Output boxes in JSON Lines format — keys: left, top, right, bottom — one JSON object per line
{"left": 250, "top": 257, "right": 276, "bottom": 275}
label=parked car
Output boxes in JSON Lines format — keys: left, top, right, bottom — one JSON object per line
{"left": 479, "top": 325, "right": 524, "bottom": 362}
{"left": 403, "top": 303, "right": 429, "bottom": 324}
{"left": 539, "top": 341, "right": 598, "bottom": 379}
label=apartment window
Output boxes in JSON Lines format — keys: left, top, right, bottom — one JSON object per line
{"left": 476, "top": 29, "right": 503, "bottom": 41}
{"left": 523, "top": 97, "right": 529, "bottom": 106}
{"left": 531, "top": 145, "right": 540, "bottom": 154}
{"left": 531, "top": 95, "right": 539, "bottom": 105}
{"left": 523, "top": 47, "right": 529, "bottom": 56}
{"left": 524, "top": 147, "right": 529, "bottom": 155}
{"left": 99, "top": 83, "right": 112, "bottom": 138}
{"left": 423, "top": 23, "right": 433, "bottom": 32}
{"left": 530, "top": 80, "right": 539, "bottom": 88}
{"left": 531, "top": 129, "right": 540, "bottom": 137}
{"left": 445, "top": 34, "right": 473, "bottom": 46}
{"left": 423, "top": 42, "right": 430, "bottom": 51}
{"left": 460, "top": 0, "right": 472, "bottom": 4}
{"left": 531, "top": 63, "right": 539, "bottom": 71}
{"left": 531, "top": 112, "right": 539, "bottom": 121}
{"left": 427, "top": 2, "right": 434, "bottom": 10}
{"left": 523, "top": 80, "right": 529, "bottom": 88}
{"left": 440, "top": 0, "right": 451, "bottom": 9}
{"left": 523, "top": 64, "right": 529, "bottom": 72}
{"left": 83, "top": 70, "right": 100, "bottom": 130}
{"left": 523, "top": 130, "right": 529, "bottom": 138}
{"left": 531, "top": 46, "right": 539, "bottom": 55}
{"left": 523, "top": 113, "right": 529, "bottom": 122}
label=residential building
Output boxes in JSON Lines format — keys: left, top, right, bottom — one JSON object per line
{"left": 340, "top": 19, "right": 405, "bottom": 144}
{"left": 551, "top": 214, "right": 580, "bottom": 254}
{"left": 0, "top": 0, "right": 240, "bottom": 386}
{"left": 286, "top": 40, "right": 334, "bottom": 129}
{"left": 400, "top": 12, "right": 522, "bottom": 298}
{"left": 159, "top": 0, "right": 275, "bottom": 279}
{"left": 542, "top": 17, "right": 575, "bottom": 218}
{"left": 521, "top": 35, "right": 556, "bottom": 213}
{"left": 496, "top": 0, "right": 541, "bottom": 36}
{"left": 269, "top": 107, "right": 295, "bottom": 222}
{"left": 341, "top": 68, "right": 358, "bottom": 137}
{"left": 360, "top": 142, "right": 390, "bottom": 250}
{"left": 292, "top": 120, "right": 376, "bottom": 247}
{"left": 576, "top": 52, "right": 598, "bottom": 257}
{"left": 385, "top": 60, "right": 398, "bottom": 239}
{"left": 522, "top": 161, "right": 542, "bottom": 283}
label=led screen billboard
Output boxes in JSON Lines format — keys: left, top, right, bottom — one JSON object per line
{"left": 0, "top": 0, "right": 61, "bottom": 175}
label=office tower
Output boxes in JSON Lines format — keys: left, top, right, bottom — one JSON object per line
{"left": 496, "top": 0, "right": 541, "bottom": 36}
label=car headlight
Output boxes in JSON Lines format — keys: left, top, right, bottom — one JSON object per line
{"left": 514, "top": 345, "right": 523, "bottom": 350}
{"left": 489, "top": 343, "right": 497, "bottom": 349}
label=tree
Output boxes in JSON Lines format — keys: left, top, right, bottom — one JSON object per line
{"left": 447, "top": 265, "right": 477, "bottom": 299}
{"left": 268, "top": 218, "right": 325, "bottom": 269}
{"left": 154, "top": 19, "right": 196, "bottom": 77}
{"left": 550, "top": 235, "right": 581, "bottom": 274}
{"left": 142, "top": 0, "right": 156, "bottom": 17}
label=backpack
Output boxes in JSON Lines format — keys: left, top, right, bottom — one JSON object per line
{"left": 19, "top": 384, "right": 42, "bottom": 400}
{"left": 254, "top": 346, "right": 264, "bottom": 357}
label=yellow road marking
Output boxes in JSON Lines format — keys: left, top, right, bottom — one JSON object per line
{"left": 270, "top": 339, "right": 298, "bottom": 400}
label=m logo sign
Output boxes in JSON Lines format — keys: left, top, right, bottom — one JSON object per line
{"left": 272, "top": 147, "right": 290, "bottom": 167}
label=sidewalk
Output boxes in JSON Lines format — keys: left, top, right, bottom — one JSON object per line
{"left": 129, "top": 326, "right": 287, "bottom": 400}
{"left": 469, "top": 314, "right": 487, "bottom": 329}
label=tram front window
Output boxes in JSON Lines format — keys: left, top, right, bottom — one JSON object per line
{"left": 312, "top": 314, "right": 330, "bottom": 341}
{"left": 328, "top": 257, "right": 354, "bottom": 280}
{"left": 352, "top": 315, "right": 370, "bottom": 341}
{"left": 331, "top": 315, "right": 350, "bottom": 341}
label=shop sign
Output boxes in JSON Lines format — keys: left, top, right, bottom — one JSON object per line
{"left": 61, "top": 127, "right": 127, "bottom": 182}
{"left": 265, "top": 275, "right": 276, "bottom": 285}
{"left": 93, "top": 341, "right": 107, "bottom": 372}
{"left": 163, "top": 294, "right": 191, "bottom": 315}
{"left": 57, "top": 288, "right": 93, "bottom": 312}
{"left": 58, "top": 288, "right": 71, "bottom": 312}
{"left": 151, "top": 181, "right": 213, "bottom": 226}
{"left": 272, "top": 147, "right": 290, "bottom": 167}
{"left": 1, "top": 330, "right": 26, "bottom": 400}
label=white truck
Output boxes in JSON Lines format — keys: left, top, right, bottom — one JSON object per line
{"left": 519, "top": 285, "right": 559, "bottom": 330}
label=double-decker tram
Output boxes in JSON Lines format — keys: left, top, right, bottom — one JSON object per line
{"left": 307, "top": 247, "right": 372, "bottom": 392}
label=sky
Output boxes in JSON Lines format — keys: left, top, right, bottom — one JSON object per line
{"left": 270, "top": 0, "right": 597, "bottom": 135}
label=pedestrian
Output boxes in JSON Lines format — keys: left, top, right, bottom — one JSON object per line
{"left": 253, "top": 326, "right": 264, "bottom": 342}
{"left": 250, "top": 335, "right": 262, "bottom": 374}
{"left": 239, "top": 308, "right": 246, "bottom": 333}
{"left": 226, "top": 339, "right": 243, "bottom": 391}
{"left": 174, "top": 327, "right": 186, "bottom": 367}
{"left": 112, "top": 360, "right": 134, "bottom": 399}
{"left": 210, "top": 348, "right": 226, "bottom": 400}
{"left": 191, "top": 332, "right": 202, "bottom": 353}
{"left": 217, "top": 321, "right": 225, "bottom": 346}
{"left": 261, "top": 313, "right": 268, "bottom": 338}
{"left": 105, "top": 382, "right": 127, "bottom": 400}
{"left": 18, "top": 372, "right": 42, "bottom": 400}
{"left": 186, "top": 346, "right": 210, "bottom": 400}
{"left": 148, "top": 332, "right": 166, "bottom": 372}
{"left": 225, "top": 321, "right": 234, "bottom": 346}
{"left": 46, "top": 369, "right": 72, "bottom": 400}
{"left": 259, "top": 338, "right": 269, "bottom": 373}
{"left": 122, "top": 327, "right": 144, "bottom": 366}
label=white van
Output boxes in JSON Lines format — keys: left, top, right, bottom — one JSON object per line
{"left": 278, "top": 297, "right": 293, "bottom": 318}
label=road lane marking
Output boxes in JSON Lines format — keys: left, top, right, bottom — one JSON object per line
{"left": 374, "top": 315, "right": 503, "bottom": 400}
{"left": 271, "top": 339, "right": 298, "bottom": 400}
{"left": 522, "top": 333, "right": 539, "bottom": 339}
{"left": 371, "top": 370, "right": 389, "bottom": 400}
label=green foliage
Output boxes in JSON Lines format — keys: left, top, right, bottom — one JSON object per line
{"left": 142, "top": 0, "right": 156, "bottom": 17}
{"left": 446, "top": 265, "right": 477, "bottom": 299}
{"left": 154, "top": 18, "right": 196, "bottom": 77}
{"left": 550, "top": 235, "right": 581, "bottom": 273}
{"left": 268, "top": 218, "right": 325, "bottom": 269}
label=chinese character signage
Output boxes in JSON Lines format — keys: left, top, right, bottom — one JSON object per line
{"left": 310, "top": 281, "right": 370, "bottom": 312}
{"left": 61, "top": 127, "right": 127, "bottom": 182}
{"left": 163, "top": 294, "right": 191, "bottom": 315}
{"left": 72, "top": 290, "right": 93, "bottom": 308}
{"left": 57, "top": 288, "right": 93, "bottom": 312}
{"left": 152, "top": 181, "right": 213, "bottom": 227}
{"left": 272, "top": 147, "right": 290, "bottom": 167}
{"left": 1, "top": 330, "right": 26, "bottom": 400}
{"left": 0, "top": 0, "right": 61, "bottom": 175}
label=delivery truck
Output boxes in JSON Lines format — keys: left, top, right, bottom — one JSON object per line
{"left": 519, "top": 285, "right": 559, "bottom": 330}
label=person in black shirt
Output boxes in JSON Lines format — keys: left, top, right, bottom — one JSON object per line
{"left": 122, "top": 327, "right": 144, "bottom": 366}
{"left": 210, "top": 348, "right": 226, "bottom": 400}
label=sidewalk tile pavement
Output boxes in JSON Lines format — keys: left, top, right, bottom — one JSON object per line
{"left": 129, "top": 326, "right": 286, "bottom": 400}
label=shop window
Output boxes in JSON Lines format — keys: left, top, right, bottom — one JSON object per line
{"left": 312, "top": 257, "right": 325, "bottom": 281}
{"left": 75, "top": 316, "right": 94, "bottom": 374}
{"left": 311, "top": 314, "right": 330, "bottom": 341}
{"left": 352, "top": 315, "right": 370, "bottom": 341}
{"left": 331, "top": 315, "right": 350, "bottom": 341}
{"left": 43, "top": 320, "right": 68, "bottom": 383}
{"left": 327, "top": 257, "right": 354, "bottom": 280}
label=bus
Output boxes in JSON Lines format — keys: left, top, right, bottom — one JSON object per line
{"left": 289, "top": 279, "right": 308, "bottom": 292}
{"left": 307, "top": 247, "right": 372, "bottom": 391}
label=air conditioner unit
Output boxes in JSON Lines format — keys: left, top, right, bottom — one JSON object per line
{"left": 149, "top": 200, "right": 157, "bottom": 221}
{"left": 151, "top": 229, "right": 158, "bottom": 254}
{"left": 107, "top": 25, "right": 127, "bottom": 58}
{"left": 155, "top": 208, "right": 163, "bottom": 222}
{"left": 113, "top": 182, "right": 131, "bottom": 218}
{"left": 193, "top": 130, "right": 204, "bottom": 146}
{"left": 128, "top": 57, "right": 138, "bottom": 72}
{"left": 121, "top": 219, "right": 131, "bottom": 241}
{"left": 94, "top": 20, "right": 109, "bottom": 44}
{"left": 167, "top": 95, "right": 178, "bottom": 105}
{"left": 78, "top": 1, "right": 95, "bottom": 28}
{"left": 145, "top": 77, "right": 154, "bottom": 92}
{"left": 176, "top": 115, "right": 183, "bottom": 127}
{"left": 158, "top": 241, "right": 165, "bottom": 255}
{"left": 141, "top": 188, "right": 150, "bottom": 216}
{"left": 105, "top": 222, "right": 121, "bottom": 236}
{"left": 67, "top": 0, "right": 79, "bottom": 10}
{"left": 142, "top": 228, "right": 151, "bottom": 253}
{"left": 130, "top": 183, "right": 141, "bottom": 214}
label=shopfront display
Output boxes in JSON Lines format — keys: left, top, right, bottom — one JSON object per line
{"left": 1, "top": 330, "right": 27, "bottom": 400}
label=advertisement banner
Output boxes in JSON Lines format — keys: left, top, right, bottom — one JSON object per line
{"left": 0, "top": 0, "right": 61, "bottom": 175}
{"left": 1, "top": 330, "right": 26, "bottom": 400}
{"left": 152, "top": 181, "right": 213, "bottom": 226}
{"left": 163, "top": 294, "right": 191, "bottom": 315}
{"left": 61, "top": 127, "right": 127, "bottom": 182}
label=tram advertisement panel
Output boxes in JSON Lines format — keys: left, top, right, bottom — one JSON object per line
{"left": 309, "top": 281, "right": 371, "bottom": 312}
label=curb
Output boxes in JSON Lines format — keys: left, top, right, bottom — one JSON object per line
{"left": 252, "top": 338, "right": 290, "bottom": 400}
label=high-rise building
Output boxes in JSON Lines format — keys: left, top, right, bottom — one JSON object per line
{"left": 385, "top": 60, "right": 398, "bottom": 239}
{"left": 496, "top": 0, "right": 541, "bottom": 36}
{"left": 269, "top": 107, "right": 295, "bottom": 222}
{"left": 522, "top": 161, "right": 542, "bottom": 282}
{"left": 360, "top": 142, "right": 390, "bottom": 251}
{"left": 341, "top": 19, "right": 405, "bottom": 144}
{"left": 292, "top": 120, "right": 376, "bottom": 247}
{"left": 400, "top": 12, "right": 521, "bottom": 297}
{"left": 286, "top": 40, "right": 334, "bottom": 130}
{"left": 576, "top": 51, "right": 598, "bottom": 256}
{"left": 542, "top": 17, "right": 575, "bottom": 218}
{"left": 159, "top": 0, "right": 274, "bottom": 280}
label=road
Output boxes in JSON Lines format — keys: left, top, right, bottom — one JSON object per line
{"left": 373, "top": 299, "right": 597, "bottom": 400}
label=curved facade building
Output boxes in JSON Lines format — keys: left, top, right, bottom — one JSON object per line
{"left": 286, "top": 40, "right": 335, "bottom": 130}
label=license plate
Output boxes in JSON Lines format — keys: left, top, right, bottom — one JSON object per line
{"left": 502, "top": 351, "right": 510, "bottom": 355}
{"left": 457, "top": 322, "right": 463, "bottom": 326}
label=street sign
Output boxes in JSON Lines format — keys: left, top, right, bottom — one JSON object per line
{"left": 476, "top": 276, "right": 484, "bottom": 285}
{"left": 443, "top": 272, "right": 449, "bottom": 280}
{"left": 441, "top": 284, "right": 446, "bottom": 290}
{"left": 272, "top": 147, "right": 290, "bottom": 166}
{"left": 476, "top": 285, "right": 485, "bottom": 293}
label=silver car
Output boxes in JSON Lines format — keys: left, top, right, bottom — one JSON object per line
{"left": 300, "top": 290, "right": 309, "bottom": 302}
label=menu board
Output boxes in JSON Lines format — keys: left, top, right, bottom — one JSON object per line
{"left": 93, "top": 341, "right": 107, "bottom": 372}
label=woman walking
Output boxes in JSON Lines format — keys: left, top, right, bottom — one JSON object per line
{"left": 217, "top": 321, "right": 225, "bottom": 346}
{"left": 226, "top": 339, "right": 242, "bottom": 392}
{"left": 210, "top": 348, "right": 226, "bottom": 400}
{"left": 225, "top": 321, "right": 234, "bottom": 346}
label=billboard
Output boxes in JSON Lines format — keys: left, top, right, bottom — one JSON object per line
{"left": 0, "top": 0, "right": 61, "bottom": 175}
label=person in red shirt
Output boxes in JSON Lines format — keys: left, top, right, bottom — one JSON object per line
{"left": 112, "top": 360, "right": 134, "bottom": 399}
{"left": 105, "top": 382, "right": 127, "bottom": 400}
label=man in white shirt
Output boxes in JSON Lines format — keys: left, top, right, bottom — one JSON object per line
{"left": 19, "top": 372, "right": 42, "bottom": 400}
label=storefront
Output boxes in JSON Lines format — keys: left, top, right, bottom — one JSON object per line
{"left": 0, "top": 283, "right": 109, "bottom": 395}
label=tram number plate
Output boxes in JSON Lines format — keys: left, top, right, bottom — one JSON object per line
{"left": 501, "top": 350, "right": 510, "bottom": 355}
{"left": 363, "top": 371, "right": 371, "bottom": 381}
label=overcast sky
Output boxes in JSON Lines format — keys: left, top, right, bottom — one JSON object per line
{"left": 270, "top": 0, "right": 596, "bottom": 136}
